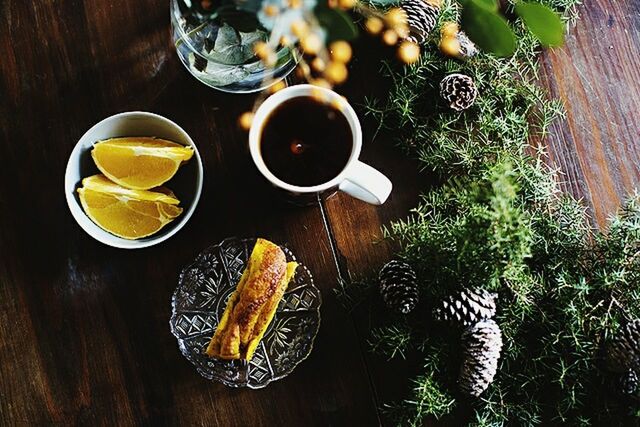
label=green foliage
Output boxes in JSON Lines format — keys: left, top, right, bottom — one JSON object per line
{"left": 515, "top": 2, "right": 565, "bottom": 47}
{"left": 461, "top": 0, "right": 517, "bottom": 56}
{"left": 348, "top": 0, "right": 640, "bottom": 424}
{"left": 315, "top": 3, "right": 359, "bottom": 41}
{"left": 370, "top": 323, "right": 414, "bottom": 359}
{"left": 459, "top": 0, "right": 566, "bottom": 55}
{"left": 383, "top": 372, "right": 457, "bottom": 424}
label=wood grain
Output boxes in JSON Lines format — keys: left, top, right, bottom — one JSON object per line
{"left": 0, "top": 0, "right": 639, "bottom": 425}
{"left": 539, "top": 0, "right": 640, "bottom": 227}
{"left": 0, "top": 2, "right": 378, "bottom": 424}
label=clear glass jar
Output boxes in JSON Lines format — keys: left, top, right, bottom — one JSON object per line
{"left": 170, "top": 0, "right": 297, "bottom": 93}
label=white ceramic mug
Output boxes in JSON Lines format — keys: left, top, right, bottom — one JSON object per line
{"left": 249, "top": 84, "right": 393, "bottom": 205}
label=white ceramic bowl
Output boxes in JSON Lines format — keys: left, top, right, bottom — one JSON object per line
{"left": 65, "top": 111, "right": 204, "bottom": 249}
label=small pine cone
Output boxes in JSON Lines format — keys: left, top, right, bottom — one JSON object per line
{"left": 459, "top": 319, "right": 503, "bottom": 397}
{"left": 379, "top": 260, "right": 419, "bottom": 314}
{"left": 440, "top": 73, "right": 478, "bottom": 111}
{"left": 434, "top": 288, "right": 497, "bottom": 326}
{"left": 620, "top": 369, "right": 640, "bottom": 396}
{"left": 606, "top": 319, "right": 640, "bottom": 373}
{"left": 456, "top": 31, "right": 478, "bottom": 58}
{"left": 400, "top": 0, "right": 441, "bottom": 45}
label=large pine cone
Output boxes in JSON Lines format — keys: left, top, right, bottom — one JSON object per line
{"left": 606, "top": 319, "right": 640, "bottom": 373}
{"left": 459, "top": 319, "right": 503, "bottom": 397}
{"left": 379, "top": 260, "right": 419, "bottom": 314}
{"left": 439, "top": 73, "right": 478, "bottom": 111}
{"left": 434, "top": 288, "right": 497, "bottom": 326}
{"left": 400, "top": 0, "right": 441, "bottom": 45}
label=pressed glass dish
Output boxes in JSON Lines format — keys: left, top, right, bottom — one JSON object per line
{"left": 170, "top": 0, "right": 297, "bottom": 93}
{"left": 170, "top": 237, "right": 321, "bottom": 388}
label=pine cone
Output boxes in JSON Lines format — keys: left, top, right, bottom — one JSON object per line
{"left": 400, "top": 0, "right": 441, "bottom": 45}
{"left": 439, "top": 73, "right": 478, "bottom": 111}
{"left": 606, "top": 319, "right": 640, "bottom": 373}
{"left": 459, "top": 319, "right": 503, "bottom": 397}
{"left": 379, "top": 260, "right": 419, "bottom": 314}
{"left": 620, "top": 369, "right": 640, "bottom": 396}
{"left": 434, "top": 288, "right": 497, "bottom": 326}
{"left": 457, "top": 31, "right": 478, "bottom": 58}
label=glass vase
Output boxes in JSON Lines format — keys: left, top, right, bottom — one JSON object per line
{"left": 170, "top": 0, "right": 297, "bottom": 93}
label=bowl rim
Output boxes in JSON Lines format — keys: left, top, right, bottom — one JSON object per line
{"left": 64, "top": 111, "right": 204, "bottom": 249}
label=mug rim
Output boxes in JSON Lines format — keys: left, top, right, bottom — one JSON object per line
{"left": 248, "top": 84, "right": 362, "bottom": 193}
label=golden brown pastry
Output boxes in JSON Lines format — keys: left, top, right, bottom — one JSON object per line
{"left": 206, "top": 238, "right": 298, "bottom": 361}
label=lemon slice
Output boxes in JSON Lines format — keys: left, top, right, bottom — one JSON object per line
{"left": 92, "top": 137, "right": 194, "bottom": 190}
{"left": 78, "top": 175, "right": 183, "bottom": 240}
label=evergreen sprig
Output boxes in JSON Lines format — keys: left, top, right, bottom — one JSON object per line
{"left": 346, "top": 0, "right": 640, "bottom": 424}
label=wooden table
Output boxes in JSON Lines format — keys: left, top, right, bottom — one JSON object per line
{"left": 0, "top": 0, "right": 638, "bottom": 424}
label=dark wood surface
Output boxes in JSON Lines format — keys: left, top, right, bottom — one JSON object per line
{"left": 0, "top": 0, "right": 638, "bottom": 425}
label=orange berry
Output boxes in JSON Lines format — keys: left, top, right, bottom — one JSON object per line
{"left": 324, "top": 61, "right": 348, "bottom": 84}
{"left": 291, "top": 20, "right": 309, "bottom": 38}
{"left": 330, "top": 97, "right": 345, "bottom": 111}
{"left": 254, "top": 41, "right": 277, "bottom": 66}
{"left": 311, "top": 57, "right": 326, "bottom": 72}
{"left": 279, "top": 35, "right": 292, "bottom": 46}
{"left": 238, "top": 112, "right": 254, "bottom": 131}
{"left": 263, "top": 4, "right": 279, "bottom": 16}
{"left": 440, "top": 36, "right": 461, "bottom": 57}
{"left": 365, "top": 17, "right": 384, "bottom": 35}
{"left": 441, "top": 22, "right": 459, "bottom": 38}
{"left": 398, "top": 41, "right": 420, "bottom": 64}
{"left": 382, "top": 29, "right": 398, "bottom": 45}
{"left": 300, "top": 33, "right": 322, "bottom": 54}
{"left": 253, "top": 41, "right": 269, "bottom": 58}
{"left": 310, "top": 78, "right": 332, "bottom": 89}
{"left": 329, "top": 41, "right": 352, "bottom": 63}
{"left": 385, "top": 8, "right": 407, "bottom": 28}
{"left": 268, "top": 80, "right": 287, "bottom": 93}
{"left": 338, "top": 0, "right": 357, "bottom": 8}
{"left": 394, "top": 24, "right": 410, "bottom": 39}
{"left": 296, "top": 62, "right": 311, "bottom": 79}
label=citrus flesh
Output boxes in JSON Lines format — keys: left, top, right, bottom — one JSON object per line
{"left": 78, "top": 175, "right": 183, "bottom": 240}
{"left": 91, "top": 137, "right": 194, "bottom": 190}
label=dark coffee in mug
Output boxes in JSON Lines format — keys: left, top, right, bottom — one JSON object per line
{"left": 259, "top": 96, "right": 353, "bottom": 187}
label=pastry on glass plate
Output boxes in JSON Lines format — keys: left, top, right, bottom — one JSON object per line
{"left": 206, "top": 238, "right": 298, "bottom": 361}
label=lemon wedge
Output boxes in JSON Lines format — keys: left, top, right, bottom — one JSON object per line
{"left": 91, "top": 137, "right": 194, "bottom": 190}
{"left": 78, "top": 175, "right": 183, "bottom": 240}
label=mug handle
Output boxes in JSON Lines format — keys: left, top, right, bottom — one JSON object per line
{"left": 338, "top": 161, "right": 393, "bottom": 205}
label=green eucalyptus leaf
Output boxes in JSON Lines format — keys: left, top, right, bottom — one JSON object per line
{"left": 515, "top": 1, "right": 565, "bottom": 47}
{"left": 469, "top": 0, "right": 498, "bottom": 12}
{"left": 314, "top": 4, "right": 358, "bottom": 42}
{"left": 461, "top": 1, "right": 516, "bottom": 57}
